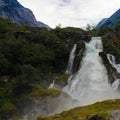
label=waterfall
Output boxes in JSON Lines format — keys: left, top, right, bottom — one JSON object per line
{"left": 63, "top": 37, "right": 119, "bottom": 106}
{"left": 112, "top": 79, "right": 120, "bottom": 92}
{"left": 11, "top": 37, "right": 120, "bottom": 120}
{"left": 48, "top": 80, "right": 55, "bottom": 89}
{"left": 107, "top": 54, "right": 120, "bottom": 73}
{"left": 107, "top": 54, "right": 120, "bottom": 90}
{"left": 65, "top": 44, "right": 77, "bottom": 74}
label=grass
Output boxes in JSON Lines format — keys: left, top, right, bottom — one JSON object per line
{"left": 37, "top": 99, "right": 120, "bottom": 120}
{"left": 29, "top": 84, "right": 61, "bottom": 97}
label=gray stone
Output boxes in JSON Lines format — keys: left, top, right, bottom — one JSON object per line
{"left": 110, "top": 110, "right": 120, "bottom": 120}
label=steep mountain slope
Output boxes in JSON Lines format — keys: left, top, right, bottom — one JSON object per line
{"left": 0, "top": 0, "right": 48, "bottom": 27}
{"left": 96, "top": 9, "right": 120, "bottom": 28}
{"left": 96, "top": 18, "right": 108, "bottom": 28}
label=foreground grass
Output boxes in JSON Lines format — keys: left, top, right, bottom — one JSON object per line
{"left": 37, "top": 99, "right": 120, "bottom": 120}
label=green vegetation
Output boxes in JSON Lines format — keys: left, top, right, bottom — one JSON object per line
{"left": 0, "top": 16, "right": 120, "bottom": 120}
{"left": 0, "top": 17, "right": 67, "bottom": 119}
{"left": 92, "top": 21, "right": 120, "bottom": 64}
{"left": 51, "top": 74, "right": 70, "bottom": 88}
{"left": 37, "top": 22, "right": 120, "bottom": 120}
{"left": 52, "top": 26, "right": 91, "bottom": 42}
{"left": 37, "top": 99, "right": 120, "bottom": 120}
{"left": 0, "top": 17, "right": 90, "bottom": 119}
{"left": 29, "top": 84, "right": 61, "bottom": 97}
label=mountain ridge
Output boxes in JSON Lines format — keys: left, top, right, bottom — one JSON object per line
{"left": 96, "top": 9, "right": 120, "bottom": 28}
{"left": 0, "top": 0, "right": 49, "bottom": 28}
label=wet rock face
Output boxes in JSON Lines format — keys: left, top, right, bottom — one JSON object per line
{"left": 115, "top": 56, "right": 120, "bottom": 65}
{"left": 99, "top": 52, "right": 117, "bottom": 83}
{"left": 73, "top": 41, "right": 85, "bottom": 73}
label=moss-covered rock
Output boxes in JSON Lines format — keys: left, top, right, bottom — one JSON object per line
{"left": 37, "top": 99, "right": 120, "bottom": 120}
{"left": 13, "top": 84, "right": 78, "bottom": 119}
{"left": 29, "top": 84, "right": 61, "bottom": 97}
{"left": 54, "top": 74, "right": 70, "bottom": 89}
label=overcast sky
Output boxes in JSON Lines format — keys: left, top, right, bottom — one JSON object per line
{"left": 17, "top": 0, "right": 120, "bottom": 28}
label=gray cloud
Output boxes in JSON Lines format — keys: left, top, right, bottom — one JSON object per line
{"left": 18, "top": 0, "right": 120, "bottom": 28}
{"left": 58, "top": 1, "right": 71, "bottom": 7}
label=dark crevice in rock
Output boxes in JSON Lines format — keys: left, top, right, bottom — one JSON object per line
{"left": 73, "top": 41, "right": 85, "bottom": 73}
{"left": 99, "top": 52, "right": 117, "bottom": 84}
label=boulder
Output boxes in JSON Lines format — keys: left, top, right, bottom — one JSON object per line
{"left": 87, "top": 114, "right": 105, "bottom": 120}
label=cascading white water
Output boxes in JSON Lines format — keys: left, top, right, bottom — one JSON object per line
{"left": 48, "top": 80, "right": 55, "bottom": 89}
{"left": 65, "top": 44, "right": 77, "bottom": 74}
{"left": 63, "top": 37, "right": 119, "bottom": 106}
{"left": 107, "top": 54, "right": 120, "bottom": 91}
{"left": 107, "top": 54, "right": 120, "bottom": 73}
{"left": 112, "top": 79, "right": 120, "bottom": 92}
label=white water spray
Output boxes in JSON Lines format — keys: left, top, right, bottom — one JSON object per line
{"left": 107, "top": 54, "right": 120, "bottom": 91}
{"left": 48, "top": 80, "right": 55, "bottom": 89}
{"left": 107, "top": 54, "right": 120, "bottom": 73}
{"left": 65, "top": 44, "right": 77, "bottom": 74}
{"left": 112, "top": 79, "right": 120, "bottom": 92}
{"left": 63, "top": 37, "right": 119, "bottom": 106}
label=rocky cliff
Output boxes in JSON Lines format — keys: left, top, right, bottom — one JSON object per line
{"left": 96, "top": 9, "right": 120, "bottom": 28}
{"left": 0, "top": 0, "right": 48, "bottom": 27}
{"left": 96, "top": 18, "right": 108, "bottom": 28}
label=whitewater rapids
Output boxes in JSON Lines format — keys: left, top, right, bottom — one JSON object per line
{"left": 63, "top": 37, "right": 120, "bottom": 106}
